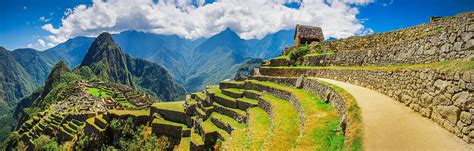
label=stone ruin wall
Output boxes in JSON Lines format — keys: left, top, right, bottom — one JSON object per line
{"left": 258, "top": 67, "right": 474, "bottom": 143}
{"left": 302, "top": 12, "right": 474, "bottom": 66}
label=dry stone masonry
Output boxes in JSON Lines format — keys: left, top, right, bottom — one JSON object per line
{"left": 261, "top": 11, "right": 474, "bottom": 144}
{"left": 258, "top": 67, "right": 474, "bottom": 143}
{"left": 278, "top": 12, "right": 474, "bottom": 67}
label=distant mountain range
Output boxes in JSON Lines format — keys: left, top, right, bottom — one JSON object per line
{"left": 0, "top": 28, "right": 293, "bottom": 142}
{"left": 0, "top": 28, "right": 293, "bottom": 105}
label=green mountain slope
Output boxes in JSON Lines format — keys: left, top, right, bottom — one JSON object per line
{"left": 80, "top": 33, "right": 134, "bottom": 87}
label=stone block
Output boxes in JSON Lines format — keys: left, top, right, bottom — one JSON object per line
{"left": 460, "top": 111, "right": 472, "bottom": 124}
{"left": 435, "top": 105, "right": 461, "bottom": 125}
{"left": 453, "top": 91, "right": 472, "bottom": 110}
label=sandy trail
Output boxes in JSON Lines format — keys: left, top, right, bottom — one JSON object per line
{"left": 317, "top": 78, "right": 473, "bottom": 151}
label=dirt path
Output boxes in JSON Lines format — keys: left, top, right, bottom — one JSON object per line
{"left": 318, "top": 78, "right": 473, "bottom": 150}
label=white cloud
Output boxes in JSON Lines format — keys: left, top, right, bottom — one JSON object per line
{"left": 42, "top": 0, "right": 374, "bottom": 45}
{"left": 26, "top": 39, "right": 54, "bottom": 50}
{"left": 39, "top": 16, "right": 51, "bottom": 22}
{"left": 382, "top": 0, "right": 393, "bottom": 7}
{"left": 37, "top": 39, "right": 46, "bottom": 47}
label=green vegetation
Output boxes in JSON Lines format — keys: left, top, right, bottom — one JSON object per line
{"left": 259, "top": 93, "right": 300, "bottom": 150}
{"left": 87, "top": 88, "right": 109, "bottom": 98}
{"left": 224, "top": 88, "right": 244, "bottom": 94}
{"left": 152, "top": 101, "right": 185, "bottom": 112}
{"left": 109, "top": 109, "right": 149, "bottom": 117}
{"left": 249, "top": 80, "right": 344, "bottom": 150}
{"left": 317, "top": 79, "right": 363, "bottom": 150}
{"left": 219, "top": 115, "right": 247, "bottom": 149}
{"left": 107, "top": 118, "right": 172, "bottom": 150}
{"left": 152, "top": 118, "right": 187, "bottom": 127}
{"left": 289, "top": 44, "right": 310, "bottom": 65}
{"left": 34, "top": 135, "right": 59, "bottom": 150}
{"left": 200, "top": 118, "right": 230, "bottom": 140}
{"left": 244, "top": 107, "right": 271, "bottom": 150}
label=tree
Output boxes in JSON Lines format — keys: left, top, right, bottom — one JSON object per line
{"left": 34, "top": 135, "right": 59, "bottom": 151}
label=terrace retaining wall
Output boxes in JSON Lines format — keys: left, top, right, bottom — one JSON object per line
{"left": 258, "top": 67, "right": 474, "bottom": 143}
{"left": 298, "top": 12, "right": 474, "bottom": 67}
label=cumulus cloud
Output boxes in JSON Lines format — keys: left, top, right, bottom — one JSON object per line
{"left": 37, "top": 39, "right": 46, "bottom": 47}
{"left": 42, "top": 0, "right": 374, "bottom": 45}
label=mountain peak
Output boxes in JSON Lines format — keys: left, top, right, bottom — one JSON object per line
{"left": 97, "top": 32, "right": 113, "bottom": 41}
{"left": 40, "top": 60, "right": 71, "bottom": 99}
{"left": 216, "top": 28, "right": 240, "bottom": 39}
{"left": 79, "top": 32, "right": 134, "bottom": 86}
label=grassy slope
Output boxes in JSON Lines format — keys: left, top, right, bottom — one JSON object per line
{"left": 249, "top": 80, "right": 344, "bottom": 150}
{"left": 151, "top": 101, "right": 185, "bottom": 112}
{"left": 245, "top": 107, "right": 271, "bottom": 150}
{"left": 260, "top": 94, "right": 300, "bottom": 150}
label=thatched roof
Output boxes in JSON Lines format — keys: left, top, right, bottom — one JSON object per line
{"left": 294, "top": 24, "right": 324, "bottom": 41}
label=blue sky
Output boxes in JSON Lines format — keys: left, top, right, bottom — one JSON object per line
{"left": 0, "top": 0, "right": 473, "bottom": 50}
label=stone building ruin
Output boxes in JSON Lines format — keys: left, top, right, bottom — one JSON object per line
{"left": 294, "top": 24, "right": 324, "bottom": 46}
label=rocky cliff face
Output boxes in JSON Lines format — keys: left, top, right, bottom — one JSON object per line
{"left": 126, "top": 55, "right": 186, "bottom": 101}
{"left": 80, "top": 32, "right": 134, "bottom": 87}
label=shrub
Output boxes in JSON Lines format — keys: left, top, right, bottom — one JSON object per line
{"left": 34, "top": 135, "right": 59, "bottom": 150}
{"left": 289, "top": 45, "right": 310, "bottom": 65}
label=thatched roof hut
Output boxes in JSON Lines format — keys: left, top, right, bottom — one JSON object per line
{"left": 294, "top": 24, "right": 324, "bottom": 46}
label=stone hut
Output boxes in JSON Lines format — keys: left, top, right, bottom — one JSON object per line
{"left": 294, "top": 24, "right": 324, "bottom": 47}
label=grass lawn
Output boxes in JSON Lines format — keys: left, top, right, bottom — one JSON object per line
{"left": 244, "top": 107, "right": 271, "bottom": 150}
{"left": 108, "top": 109, "right": 149, "bottom": 117}
{"left": 117, "top": 100, "right": 136, "bottom": 108}
{"left": 259, "top": 93, "right": 300, "bottom": 150}
{"left": 200, "top": 118, "right": 230, "bottom": 141}
{"left": 151, "top": 101, "right": 185, "bottom": 112}
{"left": 87, "top": 88, "right": 109, "bottom": 98}
{"left": 224, "top": 88, "right": 245, "bottom": 94}
{"left": 248, "top": 80, "right": 345, "bottom": 150}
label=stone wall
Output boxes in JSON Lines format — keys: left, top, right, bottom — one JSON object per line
{"left": 290, "top": 12, "right": 474, "bottom": 66}
{"left": 258, "top": 67, "right": 474, "bottom": 143}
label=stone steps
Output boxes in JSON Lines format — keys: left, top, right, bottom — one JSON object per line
{"left": 236, "top": 97, "right": 259, "bottom": 111}
{"left": 222, "top": 88, "right": 244, "bottom": 98}
{"left": 151, "top": 118, "right": 187, "bottom": 138}
{"left": 219, "top": 81, "right": 245, "bottom": 89}
{"left": 195, "top": 118, "right": 230, "bottom": 147}
{"left": 212, "top": 103, "right": 247, "bottom": 123}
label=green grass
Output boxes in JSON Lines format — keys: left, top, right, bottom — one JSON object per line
{"left": 213, "top": 103, "right": 246, "bottom": 118}
{"left": 176, "top": 137, "right": 190, "bottom": 151}
{"left": 86, "top": 88, "right": 109, "bottom": 98}
{"left": 191, "top": 128, "right": 204, "bottom": 145}
{"left": 316, "top": 79, "right": 363, "bottom": 150}
{"left": 108, "top": 109, "right": 149, "bottom": 117}
{"left": 248, "top": 80, "right": 344, "bottom": 150}
{"left": 245, "top": 107, "right": 271, "bottom": 150}
{"left": 275, "top": 55, "right": 289, "bottom": 59}
{"left": 151, "top": 101, "right": 185, "bottom": 112}
{"left": 118, "top": 101, "right": 136, "bottom": 108}
{"left": 238, "top": 97, "right": 259, "bottom": 105}
{"left": 264, "top": 61, "right": 474, "bottom": 71}
{"left": 86, "top": 118, "right": 105, "bottom": 132}
{"left": 224, "top": 88, "right": 244, "bottom": 94}
{"left": 210, "top": 112, "right": 247, "bottom": 149}
{"left": 199, "top": 119, "right": 230, "bottom": 140}
{"left": 152, "top": 118, "right": 186, "bottom": 127}
{"left": 259, "top": 93, "right": 300, "bottom": 150}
